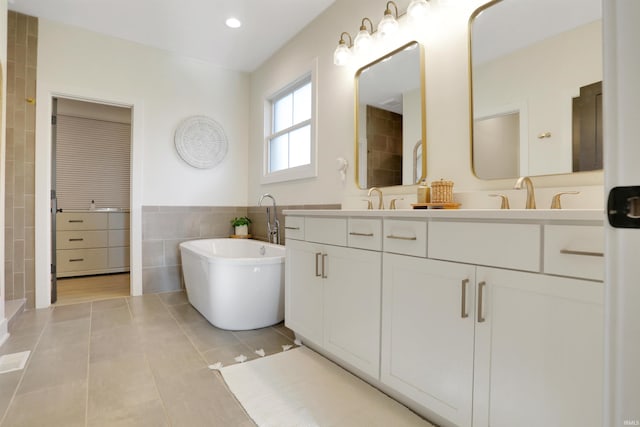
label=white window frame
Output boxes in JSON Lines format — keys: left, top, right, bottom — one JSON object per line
{"left": 262, "top": 60, "right": 318, "bottom": 184}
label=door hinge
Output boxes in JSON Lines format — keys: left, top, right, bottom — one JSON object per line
{"left": 608, "top": 186, "right": 640, "bottom": 228}
{"left": 51, "top": 115, "right": 57, "bottom": 125}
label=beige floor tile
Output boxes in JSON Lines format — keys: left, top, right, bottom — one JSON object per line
{"left": 167, "top": 303, "right": 208, "bottom": 326}
{"left": 92, "top": 297, "right": 128, "bottom": 312}
{"left": 91, "top": 306, "right": 133, "bottom": 333}
{"left": 127, "top": 294, "right": 170, "bottom": 320}
{"left": 202, "top": 342, "right": 258, "bottom": 367}
{"left": 157, "top": 290, "right": 188, "bottom": 306}
{"left": 89, "top": 325, "right": 145, "bottom": 364}
{"left": 154, "top": 367, "right": 255, "bottom": 427}
{"left": 87, "top": 399, "right": 170, "bottom": 427}
{"left": 181, "top": 321, "right": 242, "bottom": 352}
{"left": 37, "top": 317, "right": 91, "bottom": 351}
{"left": 0, "top": 332, "right": 39, "bottom": 354}
{"left": 145, "top": 338, "right": 208, "bottom": 377}
{"left": 233, "top": 327, "right": 296, "bottom": 357}
{"left": 272, "top": 322, "right": 296, "bottom": 340}
{"left": 50, "top": 302, "right": 91, "bottom": 323}
{"left": 1, "top": 381, "right": 87, "bottom": 427}
{"left": 8, "top": 308, "right": 52, "bottom": 337}
{"left": 0, "top": 371, "right": 22, "bottom": 421}
{"left": 17, "top": 340, "right": 89, "bottom": 395}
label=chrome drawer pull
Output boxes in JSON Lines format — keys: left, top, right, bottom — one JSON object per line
{"left": 386, "top": 235, "right": 417, "bottom": 241}
{"left": 285, "top": 226, "right": 300, "bottom": 230}
{"left": 349, "top": 232, "right": 374, "bottom": 237}
{"left": 461, "top": 279, "right": 469, "bottom": 319}
{"left": 69, "top": 238, "right": 84, "bottom": 242}
{"left": 315, "top": 252, "right": 322, "bottom": 277}
{"left": 68, "top": 220, "right": 84, "bottom": 223}
{"left": 560, "top": 249, "right": 604, "bottom": 257}
{"left": 477, "top": 281, "right": 486, "bottom": 323}
{"left": 69, "top": 258, "right": 84, "bottom": 262}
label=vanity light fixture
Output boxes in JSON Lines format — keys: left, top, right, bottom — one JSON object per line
{"left": 378, "top": 1, "right": 399, "bottom": 37}
{"left": 354, "top": 18, "right": 374, "bottom": 53}
{"left": 407, "top": 0, "right": 430, "bottom": 19}
{"left": 333, "top": 32, "right": 353, "bottom": 66}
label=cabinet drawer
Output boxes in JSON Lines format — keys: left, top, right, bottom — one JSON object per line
{"left": 56, "top": 231, "right": 108, "bottom": 249}
{"left": 305, "top": 217, "right": 347, "bottom": 246}
{"left": 108, "top": 212, "right": 130, "bottom": 230}
{"left": 108, "top": 246, "right": 130, "bottom": 269}
{"left": 108, "top": 229, "right": 130, "bottom": 247}
{"left": 383, "top": 219, "right": 427, "bottom": 258}
{"left": 348, "top": 218, "right": 382, "bottom": 251}
{"left": 57, "top": 212, "right": 108, "bottom": 231}
{"left": 544, "top": 225, "right": 604, "bottom": 281}
{"left": 56, "top": 248, "right": 108, "bottom": 273}
{"left": 284, "top": 216, "right": 305, "bottom": 241}
{"left": 429, "top": 221, "right": 541, "bottom": 272}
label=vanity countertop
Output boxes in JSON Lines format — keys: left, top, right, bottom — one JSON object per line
{"left": 60, "top": 208, "right": 130, "bottom": 213}
{"left": 283, "top": 208, "right": 605, "bottom": 223}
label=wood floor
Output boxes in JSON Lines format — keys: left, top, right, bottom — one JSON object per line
{"left": 55, "top": 273, "right": 130, "bottom": 305}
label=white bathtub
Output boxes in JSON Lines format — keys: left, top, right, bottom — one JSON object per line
{"left": 179, "top": 238, "right": 285, "bottom": 330}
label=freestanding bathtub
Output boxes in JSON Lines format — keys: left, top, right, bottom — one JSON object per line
{"left": 179, "top": 238, "right": 285, "bottom": 330}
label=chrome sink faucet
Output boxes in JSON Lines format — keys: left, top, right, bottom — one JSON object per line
{"left": 367, "top": 187, "right": 384, "bottom": 210}
{"left": 259, "top": 193, "right": 280, "bottom": 244}
{"left": 514, "top": 176, "right": 536, "bottom": 209}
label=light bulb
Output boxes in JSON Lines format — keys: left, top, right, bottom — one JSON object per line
{"left": 354, "top": 29, "right": 373, "bottom": 53}
{"left": 407, "top": 0, "right": 430, "bottom": 19}
{"left": 378, "top": 13, "right": 399, "bottom": 37}
{"left": 333, "top": 43, "right": 351, "bottom": 66}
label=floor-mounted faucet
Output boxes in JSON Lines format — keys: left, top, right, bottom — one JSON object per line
{"left": 514, "top": 176, "right": 536, "bottom": 209}
{"left": 259, "top": 193, "right": 280, "bottom": 244}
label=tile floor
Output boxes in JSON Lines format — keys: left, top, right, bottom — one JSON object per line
{"left": 0, "top": 291, "right": 298, "bottom": 426}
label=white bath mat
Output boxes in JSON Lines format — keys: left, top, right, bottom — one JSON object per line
{"left": 219, "top": 346, "right": 434, "bottom": 427}
{"left": 0, "top": 351, "right": 30, "bottom": 374}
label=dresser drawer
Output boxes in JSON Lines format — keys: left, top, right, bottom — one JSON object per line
{"left": 284, "top": 216, "right": 305, "bottom": 241}
{"left": 56, "top": 231, "right": 108, "bottom": 249}
{"left": 429, "top": 221, "right": 541, "bottom": 272}
{"left": 56, "top": 248, "right": 108, "bottom": 273}
{"left": 544, "top": 225, "right": 604, "bottom": 281}
{"left": 348, "top": 218, "right": 382, "bottom": 251}
{"left": 383, "top": 219, "right": 427, "bottom": 258}
{"left": 108, "top": 212, "right": 130, "bottom": 230}
{"left": 108, "top": 246, "right": 130, "bottom": 269}
{"left": 305, "top": 217, "right": 347, "bottom": 246}
{"left": 57, "top": 212, "right": 108, "bottom": 231}
{"left": 108, "top": 229, "right": 130, "bottom": 247}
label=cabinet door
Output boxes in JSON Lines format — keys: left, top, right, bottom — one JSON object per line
{"left": 473, "top": 267, "right": 603, "bottom": 427}
{"left": 285, "top": 239, "right": 324, "bottom": 344}
{"left": 381, "top": 254, "right": 476, "bottom": 427}
{"left": 323, "top": 246, "right": 381, "bottom": 379}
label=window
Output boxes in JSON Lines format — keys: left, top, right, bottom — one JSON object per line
{"left": 263, "top": 69, "right": 316, "bottom": 183}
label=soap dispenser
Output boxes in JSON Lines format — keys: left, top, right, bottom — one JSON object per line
{"left": 90, "top": 200, "right": 96, "bottom": 210}
{"left": 417, "top": 180, "right": 430, "bottom": 204}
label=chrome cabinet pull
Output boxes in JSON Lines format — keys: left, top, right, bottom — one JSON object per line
{"left": 315, "top": 252, "right": 322, "bottom": 277}
{"left": 69, "top": 238, "right": 84, "bottom": 242}
{"left": 68, "top": 219, "right": 84, "bottom": 223}
{"left": 285, "top": 226, "right": 300, "bottom": 230}
{"left": 461, "top": 279, "right": 469, "bottom": 319}
{"left": 69, "top": 258, "right": 84, "bottom": 262}
{"left": 560, "top": 249, "right": 604, "bottom": 257}
{"left": 349, "top": 232, "right": 374, "bottom": 237}
{"left": 477, "top": 281, "right": 486, "bottom": 323}
{"left": 322, "top": 254, "right": 328, "bottom": 279}
{"left": 386, "top": 235, "right": 417, "bottom": 241}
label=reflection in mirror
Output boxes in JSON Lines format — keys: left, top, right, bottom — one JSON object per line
{"left": 356, "top": 41, "right": 425, "bottom": 189}
{"left": 470, "top": 0, "right": 602, "bottom": 180}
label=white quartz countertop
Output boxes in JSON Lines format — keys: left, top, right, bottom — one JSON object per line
{"left": 283, "top": 208, "right": 605, "bottom": 223}
{"left": 60, "top": 208, "right": 130, "bottom": 213}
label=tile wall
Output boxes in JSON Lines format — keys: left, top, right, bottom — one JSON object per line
{"left": 4, "top": 12, "right": 38, "bottom": 307}
{"left": 141, "top": 204, "right": 340, "bottom": 294}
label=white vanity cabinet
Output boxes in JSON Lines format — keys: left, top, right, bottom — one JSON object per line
{"left": 285, "top": 217, "right": 382, "bottom": 378}
{"left": 473, "top": 267, "right": 603, "bottom": 427}
{"left": 284, "top": 210, "right": 604, "bottom": 427}
{"left": 381, "top": 254, "right": 476, "bottom": 427}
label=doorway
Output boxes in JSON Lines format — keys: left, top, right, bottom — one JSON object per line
{"left": 51, "top": 97, "right": 132, "bottom": 304}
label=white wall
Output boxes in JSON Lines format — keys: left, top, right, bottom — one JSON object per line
{"left": 248, "top": 0, "right": 603, "bottom": 209}
{"left": 34, "top": 20, "right": 250, "bottom": 307}
{"left": 0, "top": 0, "right": 8, "bottom": 342}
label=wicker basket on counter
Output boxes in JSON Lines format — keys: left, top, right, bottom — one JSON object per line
{"left": 430, "top": 179, "right": 454, "bottom": 203}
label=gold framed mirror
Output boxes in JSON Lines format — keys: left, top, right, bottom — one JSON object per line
{"left": 469, "top": 0, "right": 602, "bottom": 180}
{"left": 355, "top": 41, "right": 426, "bottom": 189}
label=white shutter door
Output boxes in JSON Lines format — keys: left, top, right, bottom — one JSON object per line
{"left": 56, "top": 115, "right": 131, "bottom": 210}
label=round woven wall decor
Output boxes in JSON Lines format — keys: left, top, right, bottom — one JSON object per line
{"left": 174, "top": 115, "right": 228, "bottom": 169}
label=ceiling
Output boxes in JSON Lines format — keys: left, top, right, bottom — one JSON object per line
{"left": 8, "top": 0, "right": 336, "bottom": 72}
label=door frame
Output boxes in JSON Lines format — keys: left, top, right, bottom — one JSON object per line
{"left": 35, "top": 91, "right": 144, "bottom": 307}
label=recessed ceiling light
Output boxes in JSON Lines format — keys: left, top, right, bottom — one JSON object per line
{"left": 225, "top": 17, "right": 242, "bottom": 29}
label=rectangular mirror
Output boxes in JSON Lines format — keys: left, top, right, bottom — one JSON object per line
{"left": 469, "top": 0, "right": 602, "bottom": 180}
{"left": 355, "top": 41, "right": 426, "bottom": 189}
